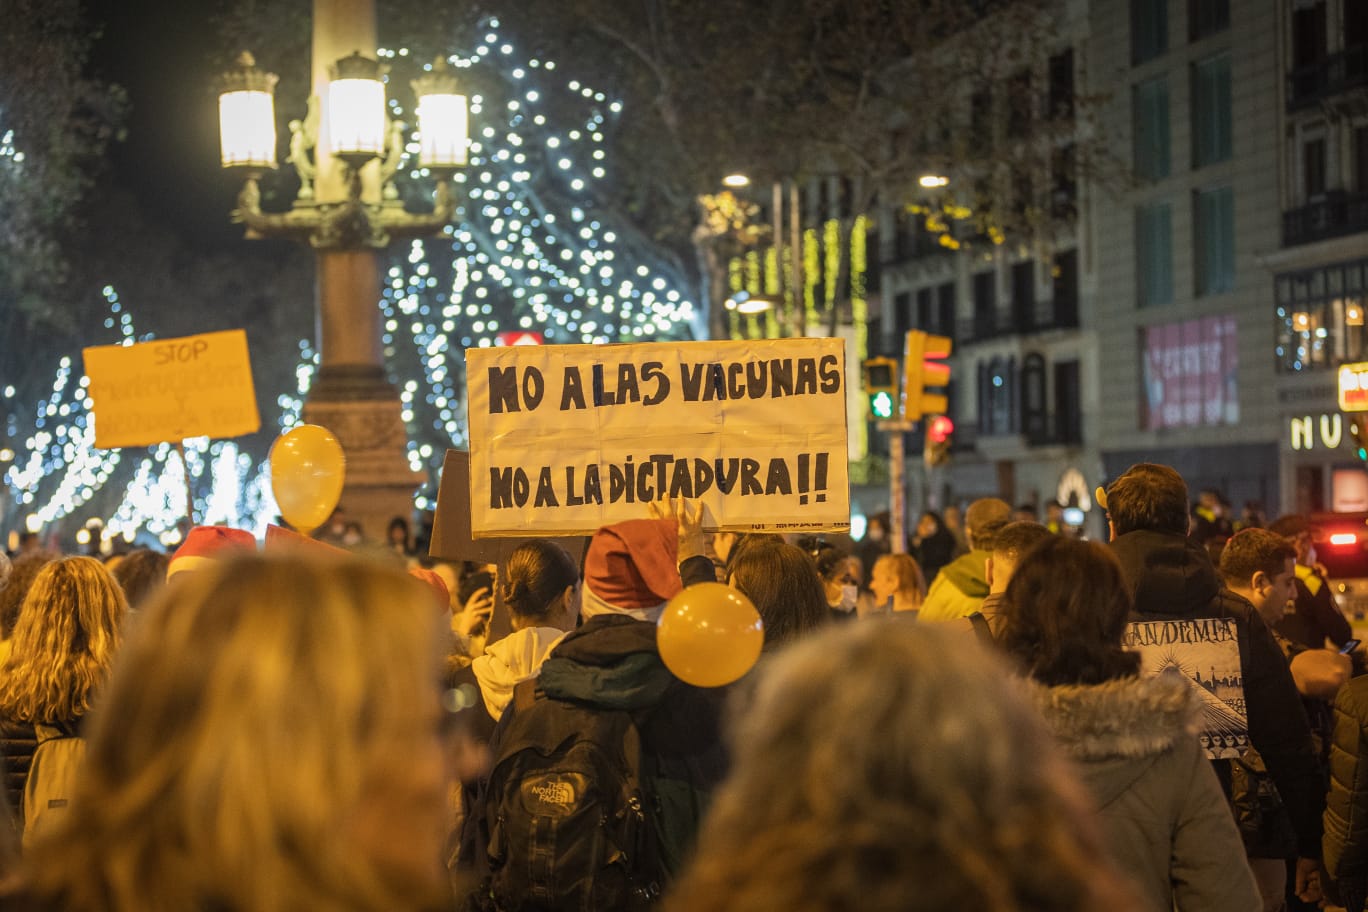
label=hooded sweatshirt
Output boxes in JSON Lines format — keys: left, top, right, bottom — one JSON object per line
{"left": 1031, "top": 673, "right": 1259, "bottom": 911}
{"left": 471, "top": 626, "right": 568, "bottom": 720}
{"left": 1110, "top": 528, "right": 1324, "bottom": 860}
{"left": 917, "top": 549, "right": 990, "bottom": 622}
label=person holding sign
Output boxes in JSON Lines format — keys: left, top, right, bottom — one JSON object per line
{"left": 999, "top": 536, "right": 1258, "bottom": 910}
{"left": 1102, "top": 463, "right": 1325, "bottom": 909}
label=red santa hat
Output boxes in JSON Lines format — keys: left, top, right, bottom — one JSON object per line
{"left": 167, "top": 526, "right": 257, "bottom": 579}
{"left": 408, "top": 568, "right": 452, "bottom": 611}
{"left": 581, "top": 518, "right": 681, "bottom": 621}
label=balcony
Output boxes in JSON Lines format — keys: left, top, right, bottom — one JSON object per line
{"left": 956, "top": 302, "right": 1080, "bottom": 343}
{"left": 1024, "top": 413, "right": 1083, "bottom": 448}
{"left": 1287, "top": 45, "right": 1368, "bottom": 111}
{"left": 1282, "top": 190, "right": 1368, "bottom": 247}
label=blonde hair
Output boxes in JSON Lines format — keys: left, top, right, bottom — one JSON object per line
{"left": 0, "top": 556, "right": 126, "bottom": 723}
{"left": 873, "top": 553, "right": 926, "bottom": 603}
{"left": 22, "top": 555, "right": 448, "bottom": 912}
{"left": 668, "top": 622, "right": 1137, "bottom": 912}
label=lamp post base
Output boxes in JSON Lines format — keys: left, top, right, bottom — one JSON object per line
{"left": 304, "top": 367, "right": 422, "bottom": 545}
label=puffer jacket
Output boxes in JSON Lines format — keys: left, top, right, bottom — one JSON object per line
{"left": 1032, "top": 673, "right": 1261, "bottom": 911}
{"left": 0, "top": 717, "right": 37, "bottom": 821}
{"left": 1326, "top": 674, "right": 1368, "bottom": 882}
{"left": 1112, "top": 529, "right": 1325, "bottom": 860}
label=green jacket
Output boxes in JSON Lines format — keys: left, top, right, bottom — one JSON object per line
{"left": 918, "top": 550, "right": 989, "bottom": 622}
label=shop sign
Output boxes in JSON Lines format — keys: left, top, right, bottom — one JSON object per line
{"left": 1339, "top": 362, "right": 1368, "bottom": 411}
{"left": 1289, "top": 413, "right": 1344, "bottom": 451}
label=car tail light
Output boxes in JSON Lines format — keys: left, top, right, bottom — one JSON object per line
{"left": 1330, "top": 532, "right": 1359, "bottom": 546}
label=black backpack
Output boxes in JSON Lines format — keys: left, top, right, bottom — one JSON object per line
{"left": 470, "top": 680, "right": 664, "bottom": 912}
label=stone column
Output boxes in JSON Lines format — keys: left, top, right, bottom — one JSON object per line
{"left": 302, "top": 0, "right": 422, "bottom": 542}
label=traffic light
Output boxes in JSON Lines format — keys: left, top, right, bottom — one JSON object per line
{"left": 902, "top": 330, "right": 953, "bottom": 421}
{"left": 1352, "top": 415, "right": 1368, "bottom": 462}
{"left": 862, "top": 357, "right": 898, "bottom": 420}
{"left": 924, "top": 415, "right": 954, "bottom": 467}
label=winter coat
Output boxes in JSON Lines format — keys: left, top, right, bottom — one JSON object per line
{"left": 471, "top": 626, "right": 568, "bottom": 721}
{"left": 0, "top": 718, "right": 35, "bottom": 820}
{"left": 1278, "top": 566, "right": 1353, "bottom": 651}
{"left": 462, "top": 613, "right": 728, "bottom": 883}
{"left": 1325, "top": 674, "right": 1368, "bottom": 884}
{"left": 1111, "top": 529, "right": 1325, "bottom": 860}
{"left": 917, "top": 550, "right": 989, "bottom": 622}
{"left": 1032, "top": 673, "right": 1260, "bottom": 911}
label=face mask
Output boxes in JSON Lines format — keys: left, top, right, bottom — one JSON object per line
{"left": 1306, "top": 544, "right": 1317, "bottom": 566}
{"left": 838, "top": 584, "right": 858, "bottom": 612}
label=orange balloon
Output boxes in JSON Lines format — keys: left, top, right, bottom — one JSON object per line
{"left": 657, "top": 582, "right": 764, "bottom": 688}
{"left": 269, "top": 425, "right": 346, "bottom": 535}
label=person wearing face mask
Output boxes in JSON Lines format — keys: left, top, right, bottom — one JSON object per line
{"left": 1268, "top": 515, "right": 1355, "bottom": 653}
{"left": 854, "top": 512, "right": 892, "bottom": 586}
{"left": 813, "top": 545, "right": 861, "bottom": 621}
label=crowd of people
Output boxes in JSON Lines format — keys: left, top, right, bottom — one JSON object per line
{"left": 0, "top": 463, "right": 1367, "bottom": 910}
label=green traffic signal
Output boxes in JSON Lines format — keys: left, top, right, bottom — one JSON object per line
{"left": 870, "top": 390, "right": 895, "bottom": 420}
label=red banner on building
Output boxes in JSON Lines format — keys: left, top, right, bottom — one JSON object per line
{"left": 1140, "top": 314, "right": 1238, "bottom": 430}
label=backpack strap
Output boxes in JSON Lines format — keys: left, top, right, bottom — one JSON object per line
{"left": 967, "top": 612, "right": 994, "bottom": 647}
{"left": 513, "top": 679, "right": 538, "bottom": 714}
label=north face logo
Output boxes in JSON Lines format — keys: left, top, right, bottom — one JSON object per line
{"left": 522, "top": 773, "right": 585, "bottom": 815}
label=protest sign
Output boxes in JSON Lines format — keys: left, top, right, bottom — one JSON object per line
{"left": 466, "top": 338, "right": 850, "bottom": 537}
{"left": 1124, "top": 618, "right": 1247, "bottom": 759}
{"left": 83, "top": 330, "right": 260, "bottom": 449}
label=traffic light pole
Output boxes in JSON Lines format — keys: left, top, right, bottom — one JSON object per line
{"left": 877, "top": 419, "right": 917, "bottom": 554}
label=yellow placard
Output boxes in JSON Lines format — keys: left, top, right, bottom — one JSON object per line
{"left": 83, "top": 330, "right": 261, "bottom": 448}
{"left": 465, "top": 338, "right": 851, "bottom": 537}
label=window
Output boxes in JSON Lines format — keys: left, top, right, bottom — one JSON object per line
{"left": 1188, "top": 0, "right": 1228, "bottom": 40}
{"left": 1021, "top": 354, "right": 1047, "bottom": 440}
{"left": 1356, "top": 126, "right": 1368, "bottom": 192}
{"left": 915, "top": 288, "right": 932, "bottom": 332}
{"left": 1192, "top": 54, "right": 1232, "bottom": 167}
{"left": 1133, "top": 77, "right": 1171, "bottom": 181}
{"left": 1053, "top": 250, "right": 1080, "bottom": 327}
{"left": 894, "top": 291, "right": 914, "bottom": 343}
{"left": 1052, "top": 143, "right": 1077, "bottom": 221}
{"left": 1131, "top": 0, "right": 1168, "bottom": 64}
{"left": 1276, "top": 258, "right": 1368, "bottom": 372}
{"left": 1049, "top": 50, "right": 1075, "bottom": 121}
{"left": 1007, "top": 71, "right": 1034, "bottom": 138}
{"left": 937, "top": 282, "right": 956, "bottom": 337}
{"left": 1136, "top": 203, "right": 1174, "bottom": 307}
{"left": 973, "top": 270, "right": 996, "bottom": 337}
{"left": 1292, "top": 1, "right": 1328, "bottom": 69}
{"left": 971, "top": 91, "right": 994, "bottom": 153}
{"left": 1304, "top": 137, "right": 1327, "bottom": 199}
{"left": 1054, "top": 360, "right": 1083, "bottom": 443}
{"left": 1349, "top": 0, "right": 1368, "bottom": 48}
{"left": 1012, "top": 261, "right": 1035, "bottom": 330}
{"left": 1194, "top": 186, "right": 1235, "bottom": 296}
{"left": 985, "top": 357, "right": 1016, "bottom": 435}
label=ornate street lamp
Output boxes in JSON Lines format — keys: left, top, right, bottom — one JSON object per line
{"left": 219, "top": 48, "right": 466, "bottom": 248}
{"left": 214, "top": 4, "right": 472, "bottom": 539}
{"left": 412, "top": 58, "right": 469, "bottom": 170}
{"left": 217, "top": 53, "right": 279, "bottom": 171}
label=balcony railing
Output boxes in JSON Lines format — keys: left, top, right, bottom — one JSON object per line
{"left": 1025, "top": 412, "right": 1083, "bottom": 447}
{"left": 956, "top": 302, "right": 1080, "bottom": 343}
{"left": 1283, "top": 190, "right": 1368, "bottom": 247}
{"left": 1287, "top": 45, "right": 1368, "bottom": 111}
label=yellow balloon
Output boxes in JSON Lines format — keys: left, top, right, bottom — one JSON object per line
{"left": 269, "top": 425, "right": 346, "bottom": 535}
{"left": 657, "top": 583, "right": 764, "bottom": 688}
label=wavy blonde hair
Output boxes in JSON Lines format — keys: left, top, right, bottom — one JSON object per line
{"left": 0, "top": 556, "right": 126, "bottom": 723}
{"left": 668, "top": 622, "right": 1139, "bottom": 912}
{"left": 22, "top": 555, "right": 450, "bottom": 912}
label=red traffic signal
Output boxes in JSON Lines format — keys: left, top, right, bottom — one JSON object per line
{"left": 927, "top": 415, "right": 954, "bottom": 444}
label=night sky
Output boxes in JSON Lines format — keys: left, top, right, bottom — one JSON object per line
{"left": 87, "top": 0, "right": 241, "bottom": 247}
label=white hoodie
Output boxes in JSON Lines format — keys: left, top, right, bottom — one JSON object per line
{"left": 471, "top": 626, "right": 569, "bottom": 720}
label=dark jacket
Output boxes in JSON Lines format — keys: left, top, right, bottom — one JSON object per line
{"left": 462, "top": 613, "right": 727, "bottom": 884}
{"left": 0, "top": 718, "right": 37, "bottom": 824}
{"left": 1111, "top": 529, "right": 1325, "bottom": 859}
{"left": 1278, "top": 569, "right": 1353, "bottom": 650}
{"left": 1326, "top": 675, "right": 1368, "bottom": 885}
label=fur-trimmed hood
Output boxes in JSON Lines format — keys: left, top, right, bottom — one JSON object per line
{"left": 1029, "top": 672, "right": 1200, "bottom": 806}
